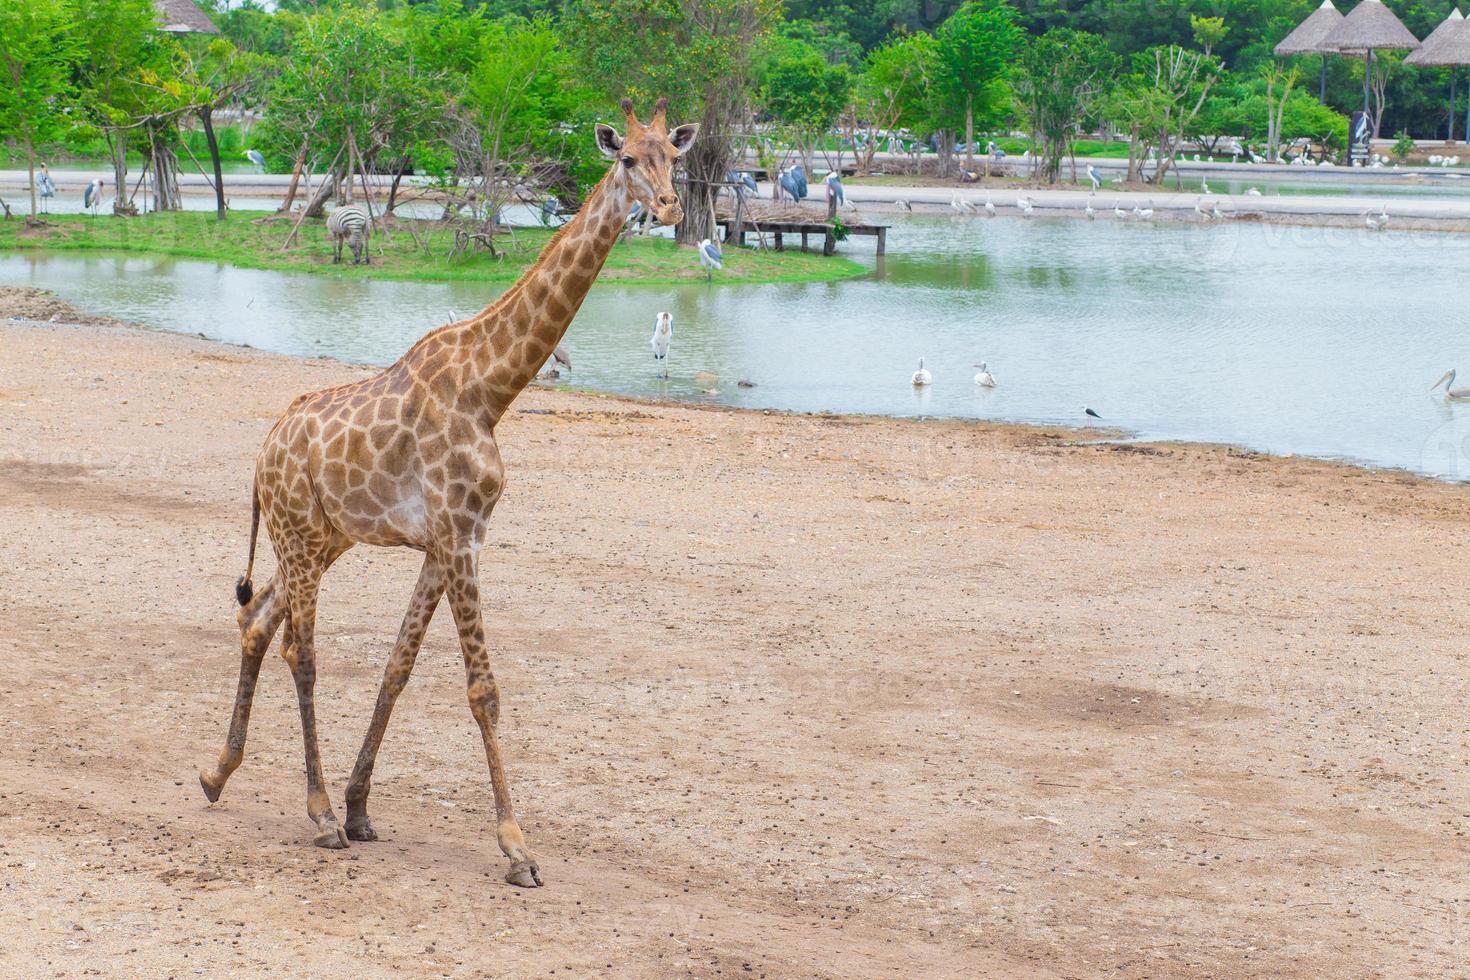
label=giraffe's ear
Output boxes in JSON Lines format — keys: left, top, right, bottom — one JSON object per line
{"left": 669, "top": 123, "right": 698, "bottom": 157}
{"left": 595, "top": 124, "right": 624, "bottom": 160}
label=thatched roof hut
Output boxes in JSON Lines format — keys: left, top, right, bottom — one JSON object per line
{"left": 1321, "top": 0, "right": 1420, "bottom": 53}
{"left": 153, "top": 0, "right": 219, "bottom": 35}
{"left": 1406, "top": 10, "right": 1470, "bottom": 66}
{"left": 1276, "top": 0, "right": 1347, "bottom": 56}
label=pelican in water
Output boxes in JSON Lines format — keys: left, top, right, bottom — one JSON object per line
{"left": 1113, "top": 199, "right": 1126, "bottom": 219}
{"left": 950, "top": 192, "right": 975, "bottom": 214}
{"left": 912, "top": 358, "right": 932, "bottom": 386}
{"left": 1430, "top": 369, "right": 1470, "bottom": 399}
{"left": 984, "top": 191, "right": 996, "bottom": 217}
{"left": 1085, "top": 197, "right": 1096, "bottom": 220}
{"left": 973, "top": 362, "right": 997, "bottom": 387}
{"left": 1016, "top": 195, "right": 1034, "bottom": 216}
{"left": 1133, "top": 199, "right": 1154, "bottom": 219}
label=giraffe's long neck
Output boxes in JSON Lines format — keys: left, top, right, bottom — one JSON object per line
{"left": 465, "top": 169, "right": 631, "bottom": 419}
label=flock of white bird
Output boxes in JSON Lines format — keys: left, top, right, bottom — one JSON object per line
{"left": 910, "top": 358, "right": 1102, "bottom": 419}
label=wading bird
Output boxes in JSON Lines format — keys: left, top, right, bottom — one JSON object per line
{"left": 245, "top": 149, "right": 266, "bottom": 172}
{"left": 973, "top": 362, "right": 997, "bottom": 387}
{"left": 894, "top": 198, "right": 912, "bottom": 213}
{"left": 1134, "top": 199, "right": 1154, "bottom": 219}
{"left": 1430, "top": 369, "right": 1470, "bottom": 399}
{"left": 987, "top": 140, "right": 1006, "bottom": 159}
{"left": 83, "top": 178, "right": 105, "bottom": 217}
{"left": 824, "top": 171, "right": 845, "bottom": 208}
{"left": 540, "top": 196, "right": 561, "bottom": 225}
{"left": 1086, "top": 164, "right": 1101, "bottom": 191}
{"left": 537, "top": 344, "right": 572, "bottom": 380}
{"left": 778, "top": 165, "right": 807, "bottom": 202}
{"left": 1085, "top": 197, "right": 1096, "bottom": 220}
{"left": 697, "top": 237, "right": 722, "bottom": 279}
{"left": 1246, "top": 186, "right": 1262, "bottom": 196}
{"left": 1113, "top": 199, "right": 1126, "bottom": 219}
{"left": 1084, "top": 407, "right": 1102, "bottom": 419}
{"left": 1201, "top": 177, "right": 1210, "bottom": 195}
{"left": 1017, "top": 195, "right": 1034, "bottom": 216}
{"left": 651, "top": 312, "right": 673, "bottom": 378}
{"left": 984, "top": 191, "right": 995, "bottom": 217}
{"left": 36, "top": 163, "right": 55, "bottom": 214}
{"left": 912, "top": 358, "right": 932, "bottom": 386}
{"left": 728, "top": 171, "right": 759, "bottom": 195}
{"left": 951, "top": 191, "right": 975, "bottom": 214}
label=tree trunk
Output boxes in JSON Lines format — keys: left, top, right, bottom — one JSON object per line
{"left": 676, "top": 125, "right": 727, "bottom": 245}
{"left": 304, "top": 171, "right": 337, "bottom": 219}
{"left": 964, "top": 98, "right": 975, "bottom": 172}
{"left": 277, "top": 141, "right": 308, "bottom": 214}
{"left": 107, "top": 132, "right": 132, "bottom": 216}
{"left": 23, "top": 129, "right": 36, "bottom": 220}
{"left": 201, "top": 106, "right": 227, "bottom": 221}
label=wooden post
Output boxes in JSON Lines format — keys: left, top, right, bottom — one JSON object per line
{"left": 876, "top": 227, "right": 887, "bottom": 255}
{"left": 823, "top": 230, "right": 834, "bottom": 256}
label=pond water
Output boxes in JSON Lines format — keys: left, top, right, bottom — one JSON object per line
{"left": 5, "top": 212, "right": 1470, "bottom": 481}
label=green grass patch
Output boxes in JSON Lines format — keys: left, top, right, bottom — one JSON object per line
{"left": 0, "top": 210, "right": 867, "bottom": 286}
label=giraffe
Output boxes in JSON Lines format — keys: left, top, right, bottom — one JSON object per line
{"left": 198, "top": 98, "right": 697, "bottom": 888}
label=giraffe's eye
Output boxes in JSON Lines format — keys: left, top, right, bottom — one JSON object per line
{"left": 621, "top": 156, "right": 636, "bottom": 168}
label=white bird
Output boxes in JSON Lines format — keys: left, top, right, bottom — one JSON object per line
{"left": 1246, "top": 186, "right": 1262, "bottom": 196}
{"left": 1431, "top": 368, "right": 1470, "bottom": 399}
{"left": 1194, "top": 196, "right": 1207, "bottom": 218}
{"left": 1086, "top": 164, "right": 1101, "bottom": 191}
{"left": 537, "top": 344, "right": 572, "bottom": 380}
{"left": 1085, "top": 197, "right": 1095, "bottom": 220}
{"left": 445, "top": 310, "right": 460, "bottom": 324}
{"left": 1376, "top": 203, "right": 1389, "bottom": 227}
{"left": 950, "top": 191, "right": 974, "bottom": 214}
{"left": 244, "top": 149, "right": 266, "bottom": 172}
{"left": 912, "top": 358, "right": 932, "bottom": 386}
{"left": 1113, "top": 199, "right": 1126, "bottom": 219}
{"left": 697, "top": 237, "right": 722, "bottom": 279}
{"left": 1017, "top": 195, "right": 1034, "bottom": 216}
{"left": 973, "top": 362, "right": 997, "bottom": 387}
{"left": 83, "top": 178, "right": 105, "bottom": 216}
{"left": 1211, "top": 203, "right": 1226, "bottom": 221}
{"left": 651, "top": 311, "right": 674, "bottom": 378}
{"left": 1201, "top": 177, "right": 1210, "bottom": 195}
{"left": 1133, "top": 199, "right": 1153, "bottom": 219}
{"left": 983, "top": 191, "right": 996, "bottom": 217}
{"left": 895, "top": 198, "right": 912, "bottom": 212}
{"left": 1365, "top": 212, "right": 1383, "bottom": 231}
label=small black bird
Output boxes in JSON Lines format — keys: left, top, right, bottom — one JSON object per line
{"left": 1084, "top": 407, "right": 1102, "bottom": 419}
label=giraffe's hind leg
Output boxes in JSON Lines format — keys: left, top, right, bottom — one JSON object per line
{"left": 280, "top": 545, "right": 352, "bottom": 850}
{"left": 200, "top": 575, "right": 288, "bottom": 802}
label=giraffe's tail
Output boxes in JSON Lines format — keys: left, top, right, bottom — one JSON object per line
{"left": 235, "top": 482, "right": 260, "bottom": 606}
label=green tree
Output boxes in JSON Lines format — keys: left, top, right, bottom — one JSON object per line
{"left": 73, "top": 0, "right": 161, "bottom": 214}
{"left": 569, "top": 0, "right": 779, "bottom": 244}
{"left": 933, "top": 0, "right": 1021, "bottom": 172}
{"left": 1014, "top": 28, "right": 1117, "bottom": 183}
{"left": 761, "top": 50, "right": 852, "bottom": 172}
{"left": 844, "top": 32, "right": 936, "bottom": 176}
{"left": 0, "top": 0, "right": 81, "bottom": 220}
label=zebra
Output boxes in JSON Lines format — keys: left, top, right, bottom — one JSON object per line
{"left": 327, "top": 204, "right": 370, "bottom": 265}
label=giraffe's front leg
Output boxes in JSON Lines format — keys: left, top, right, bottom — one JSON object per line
{"left": 444, "top": 548, "right": 541, "bottom": 887}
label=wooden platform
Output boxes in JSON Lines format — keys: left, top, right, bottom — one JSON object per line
{"left": 717, "top": 218, "right": 888, "bottom": 256}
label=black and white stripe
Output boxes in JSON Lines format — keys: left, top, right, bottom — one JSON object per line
{"left": 327, "top": 205, "right": 370, "bottom": 265}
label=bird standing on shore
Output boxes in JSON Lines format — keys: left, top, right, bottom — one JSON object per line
{"left": 1430, "top": 369, "right": 1470, "bottom": 399}
{"left": 912, "top": 358, "right": 932, "bottom": 386}
{"left": 951, "top": 191, "right": 974, "bottom": 214}
{"left": 1084, "top": 407, "right": 1102, "bottom": 419}
{"left": 895, "top": 198, "right": 912, "bottom": 213}
{"left": 1113, "top": 199, "right": 1126, "bottom": 219}
{"left": 83, "top": 178, "right": 105, "bottom": 217}
{"left": 984, "top": 191, "right": 995, "bottom": 217}
{"left": 36, "top": 164, "right": 56, "bottom": 214}
{"left": 697, "top": 237, "right": 722, "bottom": 280}
{"left": 245, "top": 149, "right": 266, "bottom": 173}
{"left": 973, "top": 362, "right": 997, "bottom": 387}
{"left": 1085, "top": 196, "right": 1096, "bottom": 220}
{"left": 1017, "top": 195, "right": 1034, "bottom": 216}
{"left": 1086, "top": 164, "right": 1101, "bottom": 191}
{"left": 651, "top": 312, "right": 674, "bottom": 378}
{"left": 1134, "top": 199, "right": 1154, "bottom": 219}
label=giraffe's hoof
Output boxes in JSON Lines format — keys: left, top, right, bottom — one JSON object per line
{"left": 345, "top": 817, "right": 377, "bottom": 842}
{"left": 505, "top": 859, "right": 543, "bottom": 888}
{"left": 199, "top": 770, "right": 223, "bottom": 803}
{"left": 313, "top": 821, "right": 349, "bottom": 849}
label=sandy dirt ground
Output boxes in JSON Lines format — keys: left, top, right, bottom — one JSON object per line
{"left": 3, "top": 293, "right": 1470, "bottom": 977}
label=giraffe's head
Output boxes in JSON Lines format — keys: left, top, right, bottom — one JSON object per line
{"left": 596, "top": 97, "right": 698, "bottom": 226}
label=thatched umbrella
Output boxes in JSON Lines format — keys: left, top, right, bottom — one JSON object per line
{"left": 1321, "top": 0, "right": 1420, "bottom": 138}
{"left": 1405, "top": 10, "right": 1469, "bottom": 141}
{"left": 1276, "top": 0, "right": 1347, "bottom": 101}
{"left": 153, "top": 0, "right": 219, "bottom": 35}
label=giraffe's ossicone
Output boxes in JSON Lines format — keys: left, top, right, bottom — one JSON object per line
{"left": 200, "top": 98, "right": 698, "bottom": 888}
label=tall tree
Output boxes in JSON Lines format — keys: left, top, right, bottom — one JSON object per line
{"left": 933, "top": 0, "right": 1021, "bottom": 173}
{"left": 73, "top": 0, "right": 160, "bottom": 215}
{"left": 761, "top": 49, "right": 852, "bottom": 173}
{"left": 569, "top": 0, "right": 779, "bottom": 244}
{"left": 1014, "top": 28, "right": 1117, "bottom": 183}
{"left": 844, "top": 32, "right": 935, "bottom": 176}
{"left": 0, "top": 0, "right": 80, "bottom": 221}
